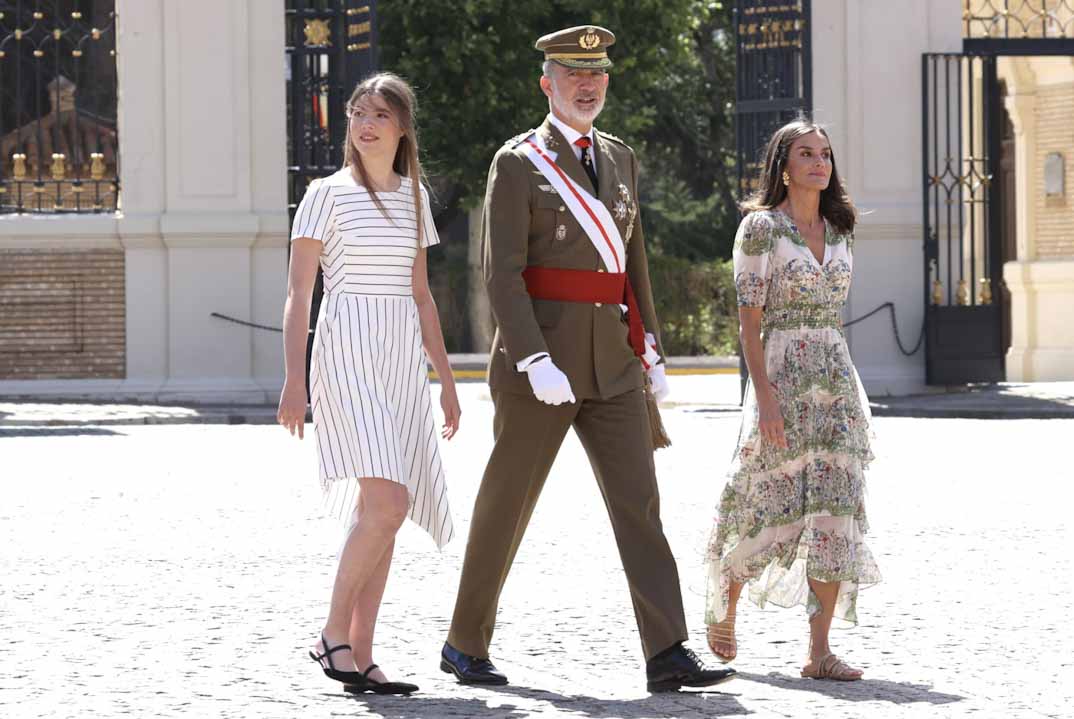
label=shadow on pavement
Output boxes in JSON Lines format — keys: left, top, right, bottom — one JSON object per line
{"left": 735, "top": 671, "right": 964, "bottom": 705}
{"left": 869, "top": 382, "right": 1074, "bottom": 419}
{"left": 343, "top": 688, "right": 748, "bottom": 719}
{"left": 0, "top": 426, "right": 125, "bottom": 438}
{"left": 343, "top": 694, "right": 532, "bottom": 719}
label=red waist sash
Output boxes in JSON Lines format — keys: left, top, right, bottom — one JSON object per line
{"left": 521, "top": 266, "right": 646, "bottom": 360}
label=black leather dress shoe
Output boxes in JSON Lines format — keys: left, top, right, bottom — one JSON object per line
{"left": 440, "top": 642, "right": 509, "bottom": 685}
{"left": 645, "top": 643, "right": 736, "bottom": 692}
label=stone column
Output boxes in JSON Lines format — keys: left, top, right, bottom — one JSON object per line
{"left": 118, "top": 0, "right": 287, "bottom": 402}
{"left": 999, "top": 58, "right": 1038, "bottom": 381}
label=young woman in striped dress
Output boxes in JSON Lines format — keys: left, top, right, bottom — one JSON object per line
{"left": 277, "top": 73, "right": 459, "bottom": 695}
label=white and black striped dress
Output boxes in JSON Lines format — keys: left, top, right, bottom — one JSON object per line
{"left": 290, "top": 169, "right": 453, "bottom": 549}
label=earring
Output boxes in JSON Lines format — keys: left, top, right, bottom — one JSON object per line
{"left": 782, "top": 171, "right": 791, "bottom": 187}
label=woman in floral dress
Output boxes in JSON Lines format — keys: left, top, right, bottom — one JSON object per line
{"left": 705, "top": 119, "right": 880, "bottom": 681}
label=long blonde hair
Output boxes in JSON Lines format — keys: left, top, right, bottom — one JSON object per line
{"left": 343, "top": 72, "right": 430, "bottom": 245}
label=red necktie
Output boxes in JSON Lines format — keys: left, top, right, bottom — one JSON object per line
{"left": 574, "top": 137, "right": 599, "bottom": 194}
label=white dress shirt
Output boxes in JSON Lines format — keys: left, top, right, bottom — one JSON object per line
{"left": 546, "top": 113, "right": 598, "bottom": 181}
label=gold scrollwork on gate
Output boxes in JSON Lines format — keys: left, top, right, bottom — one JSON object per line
{"left": 963, "top": 0, "right": 1074, "bottom": 40}
{"left": 956, "top": 278, "right": 971, "bottom": 306}
{"left": 739, "top": 16, "right": 806, "bottom": 50}
{"left": 304, "top": 18, "right": 331, "bottom": 47}
{"left": 13, "top": 153, "right": 28, "bottom": 180}
{"left": 51, "top": 153, "right": 66, "bottom": 180}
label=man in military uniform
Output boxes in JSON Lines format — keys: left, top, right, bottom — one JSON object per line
{"left": 440, "top": 26, "right": 735, "bottom": 692}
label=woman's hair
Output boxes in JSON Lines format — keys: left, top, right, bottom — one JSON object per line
{"left": 343, "top": 72, "right": 430, "bottom": 245}
{"left": 740, "top": 117, "right": 857, "bottom": 235}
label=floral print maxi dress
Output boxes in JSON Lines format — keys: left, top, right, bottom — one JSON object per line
{"left": 706, "top": 208, "right": 881, "bottom": 627}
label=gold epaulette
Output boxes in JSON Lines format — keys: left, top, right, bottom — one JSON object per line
{"left": 504, "top": 129, "right": 536, "bottom": 148}
{"left": 596, "top": 129, "right": 630, "bottom": 147}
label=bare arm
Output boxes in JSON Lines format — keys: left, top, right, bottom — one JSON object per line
{"left": 739, "top": 306, "right": 787, "bottom": 449}
{"left": 412, "top": 248, "right": 461, "bottom": 439}
{"left": 277, "top": 237, "right": 321, "bottom": 438}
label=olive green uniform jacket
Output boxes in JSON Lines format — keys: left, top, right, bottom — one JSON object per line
{"left": 482, "top": 116, "right": 664, "bottom": 399}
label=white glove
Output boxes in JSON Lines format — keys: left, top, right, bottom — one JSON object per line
{"left": 525, "top": 357, "right": 576, "bottom": 405}
{"left": 648, "top": 363, "right": 670, "bottom": 402}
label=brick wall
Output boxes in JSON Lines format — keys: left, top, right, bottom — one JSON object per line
{"left": 0, "top": 249, "right": 125, "bottom": 379}
{"left": 1034, "top": 83, "right": 1074, "bottom": 259}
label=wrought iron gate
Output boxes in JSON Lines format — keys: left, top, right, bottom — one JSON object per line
{"left": 285, "top": 1, "right": 376, "bottom": 386}
{"left": 734, "top": 0, "right": 812, "bottom": 394}
{"left": 921, "top": 53, "right": 1005, "bottom": 384}
{"left": 734, "top": 0, "right": 812, "bottom": 197}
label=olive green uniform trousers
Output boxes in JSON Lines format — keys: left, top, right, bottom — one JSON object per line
{"left": 447, "top": 387, "right": 689, "bottom": 660}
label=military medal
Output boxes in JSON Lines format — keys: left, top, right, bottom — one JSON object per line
{"left": 618, "top": 183, "right": 637, "bottom": 242}
{"left": 556, "top": 224, "right": 567, "bottom": 241}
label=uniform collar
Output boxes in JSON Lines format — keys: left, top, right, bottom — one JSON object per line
{"left": 546, "top": 113, "right": 594, "bottom": 149}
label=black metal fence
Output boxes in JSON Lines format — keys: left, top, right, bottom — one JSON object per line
{"left": 734, "top": 0, "right": 812, "bottom": 198}
{"left": 285, "top": 0, "right": 377, "bottom": 219}
{"left": 0, "top": 0, "right": 118, "bottom": 214}
{"left": 921, "top": 53, "right": 1006, "bottom": 384}
{"left": 285, "top": 0, "right": 377, "bottom": 391}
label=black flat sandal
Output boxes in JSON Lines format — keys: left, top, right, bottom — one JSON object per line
{"left": 309, "top": 633, "right": 365, "bottom": 685}
{"left": 345, "top": 664, "right": 418, "bottom": 695}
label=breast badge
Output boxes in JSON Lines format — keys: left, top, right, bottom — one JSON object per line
{"left": 618, "top": 183, "right": 637, "bottom": 243}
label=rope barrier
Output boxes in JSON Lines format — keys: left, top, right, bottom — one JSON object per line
{"left": 209, "top": 312, "right": 283, "bottom": 333}
{"left": 842, "top": 302, "right": 925, "bottom": 356}
{"left": 212, "top": 302, "right": 928, "bottom": 357}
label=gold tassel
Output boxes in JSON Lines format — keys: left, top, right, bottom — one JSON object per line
{"left": 644, "top": 376, "right": 672, "bottom": 450}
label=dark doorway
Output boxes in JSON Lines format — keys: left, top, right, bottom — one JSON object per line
{"left": 997, "top": 81, "right": 1016, "bottom": 358}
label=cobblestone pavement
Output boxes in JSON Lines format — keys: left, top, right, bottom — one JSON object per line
{"left": 2, "top": 379, "right": 1071, "bottom": 718}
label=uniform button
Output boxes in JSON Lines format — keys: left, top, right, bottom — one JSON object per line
{"left": 595, "top": 302, "right": 603, "bottom": 308}
{"left": 559, "top": 205, "right": 566, "bottom": 212}
{"left": 597, "top": 268, "right": 605, "bottom": 273}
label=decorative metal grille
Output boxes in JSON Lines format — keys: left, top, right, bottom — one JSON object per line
{"left": 286, "top": 0, "right": 376, "bottom": 218}
{"left": 921, "top": 53, "right": 1006, "bottom": 384}
{"left": 0, "top": 1, "right": 118, "bottom": 214}
{"left": 964, "top": 0, "right": 1074, "bottom": 38}
{"left": 285, "top": 0, "right": 376, "bottom": 392}
{"left": 734, "top": 0, "right": 812, "bottom": 198}
{"left": 923, "top": 54, "right": 997, "bottom": 309}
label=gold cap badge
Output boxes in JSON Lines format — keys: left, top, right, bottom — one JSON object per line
{"left": 535, "top": 25, "right": 616, "bottom": 70}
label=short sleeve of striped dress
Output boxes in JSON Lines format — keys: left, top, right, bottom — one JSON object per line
{"left": 418, "top": 184, "right": 439, "bottom": 249}
{"left": 291, "top": 178, "right": 337, "bottom": 244}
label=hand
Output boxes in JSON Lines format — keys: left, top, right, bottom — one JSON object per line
{"left": 756, "top": 384, "right": 788, "bottom": 449}
{"left": 647, "top": 363, "right": 670, "bottom": 402}
{"left": 277, "top": 379, "right": 308, "bottom": 439}
{"left": 525, "top": 357, "right": 576, "bottom": 405}
{"left": 440, "top": 384, "right": 461, "bottom": 440}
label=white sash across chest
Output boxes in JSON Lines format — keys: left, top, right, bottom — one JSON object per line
{"left": 519, "top": 133, "right": 625, "bottom": 274}
{"left": 518, "top": 132, "right": 660, "bottom": 369}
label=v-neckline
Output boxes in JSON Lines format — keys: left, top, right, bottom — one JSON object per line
{"left": 776, "top": 208, "right": 828, "bottom": 267}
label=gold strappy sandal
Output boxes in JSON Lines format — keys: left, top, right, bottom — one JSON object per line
{"left": 705, "top": 612, "right": 737, "bottom": 663}
{"left": 800, "top": 653, "right": 863, "bottom": 681}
